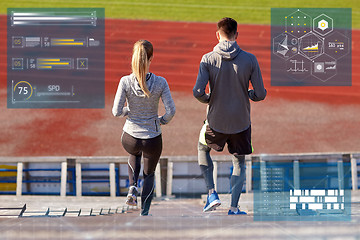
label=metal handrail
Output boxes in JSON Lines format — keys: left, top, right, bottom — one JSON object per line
{"left": 0, "top": 152, "right": 358, "bottom": 197}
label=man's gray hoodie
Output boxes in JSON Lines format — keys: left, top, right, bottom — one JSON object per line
{"left": 193, "top": 40, "right": 266, "bottom": 134}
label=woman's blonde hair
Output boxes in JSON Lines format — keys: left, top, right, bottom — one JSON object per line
{"left": 131, "top": 40, "right": 153, "bottom": 98}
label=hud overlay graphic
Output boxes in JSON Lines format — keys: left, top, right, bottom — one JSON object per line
{"left": 271, "top": 8, "right": 351, "bottom": 86}
{"left": 7, "top": 8, "right": 105, "bottom": 108}
{"left": 253, "top": 160, "right": 352, "bottom": 221}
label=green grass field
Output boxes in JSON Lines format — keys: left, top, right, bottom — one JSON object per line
{"left": 0, "top": 0, "right": 359, "bottom": 27}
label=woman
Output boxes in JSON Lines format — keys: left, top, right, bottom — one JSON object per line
{"left": 112, "top": 40, "right": 175, "bottom": 216}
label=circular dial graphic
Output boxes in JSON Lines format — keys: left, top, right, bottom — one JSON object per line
{"left": 13, "top": 81, "right": 33, "bottom": 101}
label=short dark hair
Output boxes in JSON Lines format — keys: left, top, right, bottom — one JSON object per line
{"left": 217, "top": 17, "right": 237, "bottom": 38}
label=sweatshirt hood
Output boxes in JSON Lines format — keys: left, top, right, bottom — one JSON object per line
{"left": 130, "top": 73, "right": 154, "bottom": 97}
{"left": 213, "top": 40, "right": 241, "bottom": 60}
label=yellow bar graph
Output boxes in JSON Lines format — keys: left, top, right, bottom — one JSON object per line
{"left": 38, "top": 62, "right": 69, "bottom": 65}
{"left": 52, "top": 39, "right": 75, "bottom": 42}
{"left": 51, "top": 38, "right": 86, "bottom": 47}
{"left": 52, "top": 42, "right": 83, "bottom": 46}
{"left": 37, "top": 59, "right": 60, "bottom": 61}
{"left": 37, "top": 58, "right": 72, "bottom": 70}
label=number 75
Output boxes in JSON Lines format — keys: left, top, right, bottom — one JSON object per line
{"left": 18, "top": 86, "right": 28, "bottom": 94}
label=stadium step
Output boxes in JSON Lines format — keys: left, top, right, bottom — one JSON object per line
{"left": 0, "top": 204, "right": 26, "bottom": 218}
{"left": 0, "top": 204, "right": 132, "bottom": 218}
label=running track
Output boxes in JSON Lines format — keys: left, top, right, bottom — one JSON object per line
{"left": 105, "top": 19, "right": 360, "bottom": 103}
{"left": 0, "top": 17, "right": 359, "bottom": 156}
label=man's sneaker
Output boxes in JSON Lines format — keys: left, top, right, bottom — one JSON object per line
{"left": 126, "top": 186, "right": 138, "bottom": 207}
{"left": 203, "top": 191, "right": 221, "bottom": 212}
{"left": 228, "top": 208, "right": 247, "bottom": 215}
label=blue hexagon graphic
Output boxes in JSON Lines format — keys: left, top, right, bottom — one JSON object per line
{"left": 286, "top": 54, "right": 311, "bottom": 82}
{"left": 311, "top": 54, "right": 337, "bottom": 82}
{"left": 273, "top": 33, "right": 299, "bottom": 59}
{"left": 313, "top": 14, "right": 333, "bottom": 36}
{"left": 299, "top": 32, "right": 324, "bottom": 60}
{"left": 324, "top": 31, "right": 350, "bottom": 60}
{"left": 285, "top": 9, "right": 311, "bottom": 38}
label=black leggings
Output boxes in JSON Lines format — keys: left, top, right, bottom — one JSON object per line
{"left": 121, "top": 132, "right": 162, "bottom": 213}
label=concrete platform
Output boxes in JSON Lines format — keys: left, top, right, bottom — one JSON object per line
{"left": 0, "top": 194, "right": 360, "bottom": 239}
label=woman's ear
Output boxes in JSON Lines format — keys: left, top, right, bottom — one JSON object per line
{"left": 149, "top": 55, "right": 154, "bottom": 62}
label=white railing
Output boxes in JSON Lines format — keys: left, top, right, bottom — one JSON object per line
{"left": 0, "top": 152, "right": 359, "bottom": 197}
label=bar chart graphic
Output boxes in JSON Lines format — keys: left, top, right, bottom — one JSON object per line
{"left": 36, "top": 58, "right": 73, "bottom": 70}
{"left": 7, "top": 8, "right": 104, "bottom": 108}
{"left": 10, "top": 11, "right": 97, "bottom": 26}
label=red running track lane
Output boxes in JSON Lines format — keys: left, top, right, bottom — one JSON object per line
{"left": 1, "top": 18, "right": 359, "bottom": 101}
{"left": 104, "top": 19, "right": 360, "bottom": 104}
{"left": 0, "top": 17, "right": 359, "bottom": 156}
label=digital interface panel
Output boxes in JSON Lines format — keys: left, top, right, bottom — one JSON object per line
{"left": 253, "top": 161, "right": 352, "bottom": 221}
{"left": 7, "top": 8, "right": 105, "bottom": 108}
{"left": 271, "top": 8, "right": 352, "bottom": 86}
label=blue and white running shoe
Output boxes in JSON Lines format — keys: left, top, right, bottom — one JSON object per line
{"left": 203, "top": 191, "right": 221, "bottom": 212}
{"left": 228, "top": 208, "right": 247, "bottom": 215}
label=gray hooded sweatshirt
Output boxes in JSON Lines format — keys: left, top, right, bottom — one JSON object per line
{"left": 193, "top": 40, "right": 266, "bottom": 134}
{"left": 112, "top": 73, "right": 175, "bottom": 139}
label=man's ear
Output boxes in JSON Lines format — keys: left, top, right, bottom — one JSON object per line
{"left": 234, "top": 32, "right": 238, "bottom": 40}
{"left": 216, "top": 31, "right": 221, "bottom": 41}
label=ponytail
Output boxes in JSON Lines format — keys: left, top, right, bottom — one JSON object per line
{"left": 131, "top": 40, "right": 153, "bottom": 98}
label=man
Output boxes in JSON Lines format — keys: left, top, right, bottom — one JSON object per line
{"left": 193, "top": 17, "right": 266, "bottom": 215}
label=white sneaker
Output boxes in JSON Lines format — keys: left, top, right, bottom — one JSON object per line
{"left": 126, "top": 186, "right": 138, "bottom": 207}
